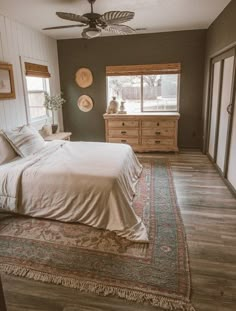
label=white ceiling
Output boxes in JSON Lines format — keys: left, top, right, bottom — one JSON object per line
{"left": 0, "top": 0, "right": 231, "bottom": 40}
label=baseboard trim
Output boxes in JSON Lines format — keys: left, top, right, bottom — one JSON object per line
{"left": 206, "top": 154, "right": 236, "bottom": 198}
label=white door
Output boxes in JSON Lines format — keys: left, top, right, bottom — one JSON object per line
{"left": 216, "top": 56, "right": 235, "bottom": 173}
{"left": 227, "top": 96, "right": 236, "bottom": 189}
{"left": 208, "top": 61, "right": 221, "bottom": 159}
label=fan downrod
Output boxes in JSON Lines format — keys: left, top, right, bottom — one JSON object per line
{"left": 88, "top": 0, "right": 96, "bottom": 14}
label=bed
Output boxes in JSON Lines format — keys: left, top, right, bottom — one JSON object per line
{"left": 0, "top": 127, "right": 148, "bottom": 242}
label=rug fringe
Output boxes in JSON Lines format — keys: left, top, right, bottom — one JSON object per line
{"left": 0, "top": 264, "right": 195, "bottom": 311}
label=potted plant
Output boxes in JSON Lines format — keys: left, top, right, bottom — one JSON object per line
{"left": 44, "top": 92, "right": 66, "bottom": 133}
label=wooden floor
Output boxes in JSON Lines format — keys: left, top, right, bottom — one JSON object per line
{"left": 1, "top": 150, "right": 236, "bottom": 311}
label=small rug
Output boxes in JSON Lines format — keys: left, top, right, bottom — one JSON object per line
{"left": 0, "top": 158, "right": 195, "bottom": 311}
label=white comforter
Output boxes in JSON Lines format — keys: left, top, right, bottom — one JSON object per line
{"left": 0, "top": 141, "right": 148, "bottom": 242}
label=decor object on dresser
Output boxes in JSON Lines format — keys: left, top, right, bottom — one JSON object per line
{"left": 77, "top": 95, "right": 93, "bottom": 112}
{"left": 44, "top": 93, "right": 66, "bottom": 133}
{"left": 44, "top": 132, "right": 72, "bottom": 141}
{"left": 107, "top": 96, "right": 119, "bottom": 114}
{"left": 104, "top": 113, "right": 180, "bottom": 152}
{"left": 118, "top": 101, "right": 127, "bottom": 114}
{"left": 75, "top": 68, "right": 93, "bottom": 88}
{"left": 42, "top": 0, "right": 135, "bottom": 39}
{"left": 0, "top": 157, "right": 195, "bottom": 311}
{"left": 0, "top": 63, "right": 15, "bottom": 100}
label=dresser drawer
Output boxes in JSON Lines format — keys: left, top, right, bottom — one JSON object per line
{"left": 108, "top": 129, "right": 139, "bottom": 137}
{"left": 104, "top": 113, "right": 179, "bottom": 152}
{"left": 108, "top": 138, "right": 139, "bottom": 145}
{"left": 142, "top": 120, "right": 175, "bottom": 128}
{"left": 108, "top": 120, "right": 139, "bottom": 128}
{"left": 142, "top": 138, "right": 174, "bottom": 146}
{"left": 142, "top": 128, "right": 175, "bottom": 137}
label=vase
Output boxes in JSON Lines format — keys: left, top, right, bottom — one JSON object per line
{"left": 118, "top": 101, "right": 127, "bottom": 114}
{"left": 107, "top": 96, "right": 119, "bottom": 114}
{"left": 51, "top": 124, "right": 58, "bottom": 134}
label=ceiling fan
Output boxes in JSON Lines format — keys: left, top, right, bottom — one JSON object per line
{"left": 43, "top": 0, "right": 135, "bottom": 39}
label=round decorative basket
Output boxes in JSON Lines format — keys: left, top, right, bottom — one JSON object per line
{"left": 77, "top": 95, "right": 94, "bottom": 112}
{"left": 75, "top": 68, "right": 93, "bottom": 88}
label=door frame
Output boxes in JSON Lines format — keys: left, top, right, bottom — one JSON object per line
{"left": 224, "top": 49, "right": 236, "bottom": 179}
{"left": 206, "top": 47, "right": 236, "bottom": 194}
{"left": 207, "top": 49, "right": 235, "bottom": 164}
{"left": 206, "top": 59, "right": 223, "bottom": 162}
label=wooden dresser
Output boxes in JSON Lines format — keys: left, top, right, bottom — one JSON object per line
{"left": 103, "top": 113, "right": 180, "bottom": 152}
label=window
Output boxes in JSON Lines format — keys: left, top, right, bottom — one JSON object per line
{"left": 26, "top": 76, "right": 50, "bottom": 120}
{"left": 24, "top": 61, "right": 51, "bottom": 122}
{"left": 107, "top": 75, "right": 141, "bottom": 113}
{"left": 106, "top": 63, "right": 180, "bottom": 113}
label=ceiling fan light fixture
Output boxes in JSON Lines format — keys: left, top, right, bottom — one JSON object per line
{"left": 83, "top": 27, "right": 101, "bottom": 38}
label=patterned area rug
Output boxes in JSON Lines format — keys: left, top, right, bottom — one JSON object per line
{"left": 0, "top": 158, "right": 195, "bottom": 311}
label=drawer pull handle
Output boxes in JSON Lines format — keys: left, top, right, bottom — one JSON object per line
{"left": 157, "top": 122, "right": 160, "bottom": 126}
{"left": 122, "top": 122, "right": 125, "bottom": 126}
{"left": 155, "top": 140, "right": 160, "bottom": 144}
{"left": 121, "top": 131, "right": 127, "bottom": 134}
{"left": 121, "top": 140, "right": 127, "bottom": 143}
{"left": 155, "top": 131, "right": 161, "bottom": 135}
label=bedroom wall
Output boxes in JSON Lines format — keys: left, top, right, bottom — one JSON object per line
{"left": 57, "top": 29, "right": 206, "bottom": 149}
{"left": 202, "top": 0, "right": 236, "bottom": 151}
{"left": 0, "top": 14, "right": 62, "bottom": 130}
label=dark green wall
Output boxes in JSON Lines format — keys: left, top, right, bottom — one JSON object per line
{"left": 58, "top": 29, "right": 206, "bottom": 148}
{"left": 206, "top": 0, "right": 236, "bottom": 56}
{"left": 203, "top": 0, "right": 236, "bottom": 151}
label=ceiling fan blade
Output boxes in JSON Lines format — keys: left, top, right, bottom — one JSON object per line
{"left": 135, "top": 27, "right": 147, "bottom": 31}
{"left": 43, "top": 24, "right": 85, "bottom": 30}
{"left": 81, "top": 30, "right": 90, "bottom": 39}
{"left": 104, "top": 24, "right": 135, "bottom": 35}
{"left": 45, "top": 0, "right": 78, "bottom": 2}
{"left": 55, "top": 0, "right": 78, "bottom": 2}
{"left": 42, "top": 0, "right": 78, "bottom": 3}
{"left": 101, "top": 11, "right": 134, "bottom": 25}
{"left": 56, "top": 12, "right": 89, "bottom": 24}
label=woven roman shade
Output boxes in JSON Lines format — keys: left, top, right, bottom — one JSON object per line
{"left": 25, "top": 62, "right": 51, "bottom": 78}
{"left": 106, "top": 63, "right": 181, "bottom": 76}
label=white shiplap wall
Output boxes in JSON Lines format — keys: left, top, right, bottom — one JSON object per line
{"left": 0, "top": 14, "right": 62, "bottom": 130}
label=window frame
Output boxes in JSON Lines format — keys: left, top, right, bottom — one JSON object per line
{"left": 107, "top": 72, "right": 180, "bottom": 113}
{"left": 20, "top": 56, "right": 51, "bottom": 126}
{"left": 141, "top": 73, "right": 180, "bottom": 113}
{"left": 26, "top": 77, "right": 50, "bottom": 121}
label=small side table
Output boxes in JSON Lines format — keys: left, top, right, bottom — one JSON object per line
{"left": 44, "top": 132, "right": 72, "bottom": 141}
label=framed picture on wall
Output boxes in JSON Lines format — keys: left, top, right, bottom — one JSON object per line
{"left": 0, "top": 63, "right": 16, "bottom": 100}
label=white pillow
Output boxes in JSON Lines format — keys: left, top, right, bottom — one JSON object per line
{"left": 2, "top": 125, "right": 46, "bottom": 157}
{"left": 0, "top": 132, "right": 18, "bottom": 165}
